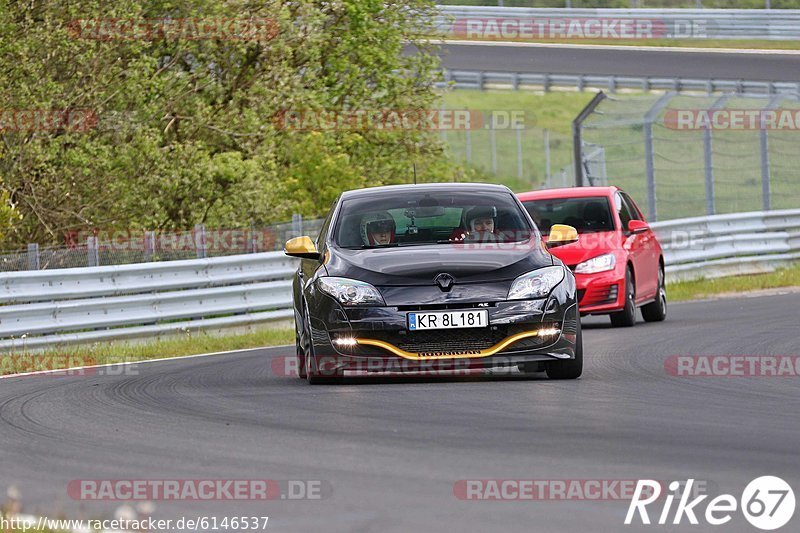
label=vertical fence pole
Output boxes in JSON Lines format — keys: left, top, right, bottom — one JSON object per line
{"left": 249, "top": 221, "right": 258, "bottom": 253}
{"left": 516, "top": 127, "right": 524, "bottom": 181}
{"left": 87, "top": 236, "right": 99, "bottom": 267}
{"left": 292, "top": 214, "right": 303, "bottom": 238}
{"left": 572, "top": 92, "right": 607, "bottom": 187}
{"left": 703, "top": 95, "right": 730, "bottom": 216}
{"left": 195, "top": 224, "right": 207, "bottom": 259}
{"left": 642, "top": 92, "right": 675, "bottom": 222}
{"left": 465, "top": 127, "right": 472, "bottom": 163}
{"left": 144, "top": 231, "right": 155, "bottom": 261}
{"left": 760, "top": 95, "right": 785, "bottom": 211}
{"left": 544, "top": 128, "right": 551, "bottom": 187}
{"left": 27, "top": 243, "right": 40, "bottom": 270}
{"left": 490, "top": 116, "right": 497, "bottom": 174}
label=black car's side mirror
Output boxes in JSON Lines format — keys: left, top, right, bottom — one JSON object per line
{"left": 284, "top": 236, "right": 321, "bottom": 260}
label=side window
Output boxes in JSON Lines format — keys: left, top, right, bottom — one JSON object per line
{"left": 621, "top": 193, "right": 643, "bottom": 221}
{"left": 615, "top": 192, "right": 632, "bottom": 229}
{"left": 316, "top": 200, "right": 337, "bottom": 250}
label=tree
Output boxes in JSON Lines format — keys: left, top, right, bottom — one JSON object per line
{"left": 0, "top": 0, "right": 467, "bottom": 247}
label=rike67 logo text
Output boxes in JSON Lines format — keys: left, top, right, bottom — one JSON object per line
{"left": 626, "top": 477, "right": 795, "bottom": 530}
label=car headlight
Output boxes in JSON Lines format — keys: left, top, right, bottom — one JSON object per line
{"left": 507, "top": 266, "right": 565, "bottom": 300}
{"left": 574, "top": 253, "right": 616, "bottom": 274}
{"left": 317, "top": 277, "right": 385, "bottom": 306}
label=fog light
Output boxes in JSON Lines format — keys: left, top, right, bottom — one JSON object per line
{"left": 333, "top": 337, "right": 358, "bottom": 347}
{"left": 537, "top": 327, "right": 561, "bottom": 337}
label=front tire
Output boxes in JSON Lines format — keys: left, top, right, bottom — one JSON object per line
{"left": 296, "top": 336, "right": 307, "bottom": 379}
{"left": 641, "top": 266, "right": 667, "bottom": 323}
{"left": 546, "top": 320, "right": 583, "bottom": 380}
{"left": 610, "top": 267, "right": 636, "bottom": 328}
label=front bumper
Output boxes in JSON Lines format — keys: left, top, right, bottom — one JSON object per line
{"left": 573, "top": 269, "right": 626, "bottom": 315}
{"left": 304, "top": 281, "right": 579, "bottom": 374}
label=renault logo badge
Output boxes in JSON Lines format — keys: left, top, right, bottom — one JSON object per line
{"left": 434, "top": 273, "right": 455, "bottom": 292}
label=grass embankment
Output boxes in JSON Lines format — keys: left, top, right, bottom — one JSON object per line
{"left": 0, "top": 327, "right": 295, "bottom": 376}
{"left": 667, "top": 263, "right": 800, "bottom": 302}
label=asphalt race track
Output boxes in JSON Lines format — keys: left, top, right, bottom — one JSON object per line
{"left": 431, "top": 42, "right": 800, "bottom": 81}
{"left": 1, "top": 291, "right": 799, "bottom": 532}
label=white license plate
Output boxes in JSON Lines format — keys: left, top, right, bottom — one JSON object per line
{"left": 407, "top": 310, "right": 489, "bottom": 331}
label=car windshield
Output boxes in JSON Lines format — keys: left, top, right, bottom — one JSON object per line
{"left": 334, "top": 190, "right": 535, "bottom": 249}
{"left": 522, "top": 197, "right": 614, "bottom": 235}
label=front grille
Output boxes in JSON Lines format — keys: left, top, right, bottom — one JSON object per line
{"left": 369, "top": 328, "right": 507, "bottom": 354}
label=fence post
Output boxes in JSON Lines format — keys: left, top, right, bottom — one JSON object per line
{"left": 643, "top": 92, "right": 675, "bottom": 222}
{"left": 544, "top": 129, "right": 551, "bottom": 187}
{"left": 517, "top": 127, "right": 524, "bottom": 181}
{"left": 144, "top": 231, "right": 156, "bottom": 261}
{"left": 27, "top": 243, "right": 40, "bottom": 270}
{"left": 490, "top": 116, "right": 497, "bottom": 174}
{"left": 87, "top": 236, "right": 99, "bottom": 267}
{"left": 195, "top": 224, "right": 207, "bottom": 259}
{"left": 572, "top": 92, "right": 607, "bottom": 187}
{"left": 760, "top": 95, "right": 785, "bottom": 211}
{"left": 292, "top": 214, "right": 303, "bottom": 238}
{"left": 465, "top": 127, "right": 472, "bottom": 163}
{"left": 704, "top": 95, "right": 730, "bottom": 216}
{"left": 249, "top": 221, "right": 258, "bottom": 253}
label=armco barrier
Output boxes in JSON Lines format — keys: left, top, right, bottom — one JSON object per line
{"left": 1, "top": 210, "right": 798, "bottom": 350}
{"left": 0, "top": 252, "right": 298, "bottom": 350}
{"left": 651, "top": 208, "right": 800, "bottom": 281}
{"left": 436, "top": 6, "right": 800, "bottom": 40}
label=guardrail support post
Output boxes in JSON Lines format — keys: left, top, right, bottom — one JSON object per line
{"left": 87, "top": 237, "right": 99, "bottom": 267}
{"left": 27, "top": 243, "right": 40, "bottom": 270}
{"left": 195, "top": 224, "right": 207, "bottom": 259}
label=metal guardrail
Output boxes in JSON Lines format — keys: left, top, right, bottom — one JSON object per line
{"left": 440, "top": 70, "right": 800, "bottom": 96}
{"left": 436, "top": 6, "right": 800, "bottom": 40}
{"left": 1, "top": 210, "right": 798, "bottom": 349}
{"left": 651, "top": 208, "right": 800, "bottom": 281}
{"left": 0, "top": 252, "right": 298, "bottom": 350}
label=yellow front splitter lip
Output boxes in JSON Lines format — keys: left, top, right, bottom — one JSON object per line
{"left": 355, "top": 329, "right": 556, "bottom": 361}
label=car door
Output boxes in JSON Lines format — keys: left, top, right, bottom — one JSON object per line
{"left": 621, "top": 192, "right": 659, "bottom": 300}
{"left": 614, "top": 192, "right": 649, "bottom": 302}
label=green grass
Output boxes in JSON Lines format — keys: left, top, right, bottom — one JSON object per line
{"left": 0, "top": 326, "right": 295, "bottom": 376}
{"left": 439, "top": 90, "right": 595, "bottom": 191}
{"left": 667, "top": 263, "right": 800, "bottom": 302}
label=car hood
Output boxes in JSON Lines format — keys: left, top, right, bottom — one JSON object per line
{"left": 326, "top": 242, "right": 553, "bottom": 287}
{"left": 545, "top": 231, "right": 621, "bottom": 267}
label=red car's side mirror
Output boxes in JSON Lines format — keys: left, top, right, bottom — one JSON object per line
{"left": 627, "top": 220, "right": 650, "bottom": 234}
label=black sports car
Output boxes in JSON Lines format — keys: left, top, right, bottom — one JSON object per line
{"left": 284, "top": 183, "right": 582, "bottom": 384}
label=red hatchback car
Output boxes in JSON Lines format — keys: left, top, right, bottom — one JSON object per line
{"left": 518, "top": 186, "right": 666, "bottom": 327}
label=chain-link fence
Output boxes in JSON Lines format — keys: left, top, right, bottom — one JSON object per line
{"left": 442, "top": 123, "right": 574, "bottom": 192}
{"left": 574, "top": 92, "right": 800, "bottom": 221}
{"left": 0, "top": 216, "right": 325, "bottom": 272}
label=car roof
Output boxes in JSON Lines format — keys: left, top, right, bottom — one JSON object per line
{"left": 340, "top": 182, "right": 512, "bottom": 200}
{"left": 517, "top": 186, "right": 619, "bottom": 201}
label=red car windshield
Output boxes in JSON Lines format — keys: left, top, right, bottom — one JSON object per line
{"left": 522, "top": 197, "right": 614, "bottom": 235}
